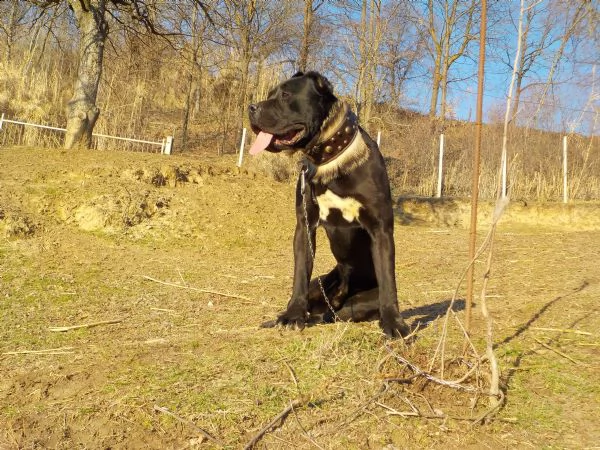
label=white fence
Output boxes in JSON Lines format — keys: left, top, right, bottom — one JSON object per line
{"left": 0, "top": 113, "right": 173, "bottom": 154}
{"left": 432, "top": 132, "right": 572, "bottom": 203}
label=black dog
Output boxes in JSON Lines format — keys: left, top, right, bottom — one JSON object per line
{"left": 248, "top": 71, "right": 409, "bottom": 338}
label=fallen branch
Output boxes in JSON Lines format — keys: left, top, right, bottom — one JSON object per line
{"left": 530, "top": 327, "right": 592, "bottom": 336}
{"left": 377, "top": 395, "right": 507, "bottom": 424}
{"left": 290, "top": 404, "right": 324, "bottom": 450}
{"left": 472, "top": 390, "right": 506, "bottom": 424}
{"left": 243, "top": 400, "right": 301, "bottom": 450}
{"left": 534, "top": 338, "right": 582, "bottom": 365}
{"left": 153, "top": 405, "right": 224, "bottom": 447}
{"left": 385, "top": 344, "right": 486, "bottom": 394}
{"left": 49, "top": 319, "right": 123, "bottom": 332}
{"left": 142, "top": 275, "right": 251, "bottom": 301}
{"left": 150, "top": 307, "right": 178, "bottom": 313}
{"left": 3, "top": 347, "right": 75, "bottom": 355}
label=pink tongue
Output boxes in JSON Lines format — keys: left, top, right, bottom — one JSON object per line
{"left": 249, "top": 131, "right": 274, "bottom": 155}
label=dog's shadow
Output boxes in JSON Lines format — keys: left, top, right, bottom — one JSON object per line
{"left": 402, "top": 298, "right": 466, "bottom": 331}
{"left": 266, "top": 297, "right": 466, "bottom": 333}
{"left": 308, "top": 297, "right": 466, "bottom": 333}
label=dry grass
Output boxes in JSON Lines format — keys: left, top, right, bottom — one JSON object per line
{"left": 2, "top": 44, "right": 599, "bottom": 202}
{"left": 1, "top": 147, "right": 599, "bottom": 448}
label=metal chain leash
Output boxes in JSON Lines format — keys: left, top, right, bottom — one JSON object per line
{"left": 300, "top": 168, "right": 340, "bottom": 321}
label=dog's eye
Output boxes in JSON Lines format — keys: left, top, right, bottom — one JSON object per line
{"left": 281, "top": 91, "right": 291, "bottom": 100}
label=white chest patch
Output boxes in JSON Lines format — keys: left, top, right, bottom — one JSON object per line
{"left": 316, "top": 190, "right": 363, "bottom": 223}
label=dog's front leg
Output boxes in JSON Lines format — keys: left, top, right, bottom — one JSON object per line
{"left": 371, "top": 225, "right": 410, "bottom": 338}
{"left": 276, "top": 178, "right": 318, "bottom": 329}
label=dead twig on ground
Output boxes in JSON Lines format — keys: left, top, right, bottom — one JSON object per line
{"left": 3, "top": 346, "right": 75, "bottom": 355}
{"left": 385, "top": 344, "right": 485, "bottom": 394}
{"left": 142, "top": 275, "right": 251, "bottom": 301}
{"left": 244, "top": 400, "right": 302, "bottom": 450}
{"left": 530, "top": 327, "right": 592, "bottom": 336}
{"left": 153, "top": 405, "right": 224, "bottom": 447}
{"left": 534, "top": 338, "right": 583, "bottom": 365}
{"left": 150, "top": 307, "right": 178, "bottom": 313}
{"left": 376, "top": 396, "right": 507, "bottom": 424}
{"left": 282, "top": 360, "right": 299, "bottom": 390}
{"left": 291, "top": 404, "right": 325, "bottom": 450}
{"left": 49, "top": 319, "right": 124, "bottom": 332}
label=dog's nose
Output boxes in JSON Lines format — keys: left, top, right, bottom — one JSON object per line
{"left": 248, "top": 103, "right": 259, "bottom": 115}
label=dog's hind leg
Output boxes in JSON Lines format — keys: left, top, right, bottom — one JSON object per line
{"left": 307, "top": 267, "right": 340, "bottom": 318}
{"left": 333, "top": 288, "right": 380, "bottom": 322}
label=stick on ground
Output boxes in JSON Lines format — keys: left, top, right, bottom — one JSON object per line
{"left": 534, "top": 338, "right": 583, "bottom": 365}
{"left": 244, "top": 400, "right": 301, "bottom": 450}
{"left": 530, "top": 327, "right": 592, "bottom": 336}
{"left": 3, "top": 347, "right": 75, "bottom": 355}
{"left": 142, "top": 275, "right": 251, "bottom": 301}
{"left": 49, "top": 319, "right": 124, "bottom": 332}
{"left": 153, "top": 405, "right": 224, "bottom": 447}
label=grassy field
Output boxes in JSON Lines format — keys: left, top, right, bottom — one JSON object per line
{"left": 1, "top": 147, "right": 599, "bottom": 449}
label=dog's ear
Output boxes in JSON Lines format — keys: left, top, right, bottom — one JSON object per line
{"left": 292, "top": 71, "right": 304, "bottom": 78}
{"left": 304, "top": 71, "right": 334, "bottom": 96}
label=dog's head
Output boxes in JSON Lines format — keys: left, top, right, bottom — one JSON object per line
{"left": 248, "top": 71, "right": 337, "bottom": 155}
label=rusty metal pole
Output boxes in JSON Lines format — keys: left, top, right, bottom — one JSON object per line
{"left": 465, "top": 0, "right": 487, "bottom": 334}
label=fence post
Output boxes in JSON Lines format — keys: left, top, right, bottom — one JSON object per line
{"left": 436, "top": 133, "right": 445, "bottom": 198}
{"left": 376, "top": 130, "right": 381, "bottom": 147}
{"left": 563, "top": 135, "right": 568, "bottom": 203}
{"left": 237, "top": 127, "right": 247, "bottom": 167}
{"left": 163, "top": 136, "right": 173, "bottom": 155}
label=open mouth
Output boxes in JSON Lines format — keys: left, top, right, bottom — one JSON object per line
{"left": 249, "top": 126, "right": 305, "bottom": 155}
{"left": 273, "top": 127, "right": 304, "bottom": 146}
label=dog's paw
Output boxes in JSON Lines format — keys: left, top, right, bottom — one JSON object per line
{"left": 276, "top": 313, "right": 307, "bottom": 330}
{"left": 260, "top": 312, "right": 307, "bottom": 330}
{"left": 260, "top": 319, "right": 278, "bottom": 328}
{"left": 380, "top": 314, "right": 411, "bottom": 339}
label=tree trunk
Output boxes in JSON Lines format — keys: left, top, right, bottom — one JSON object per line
{"left": 356, "top": 0, "right": 368, "bottom": 118}
{"left": 236, "top": 0, "right": 256, "bottom": 131}
{"left": 4, "top": 0, "right": 19, "bottom": 65}
{"left": 439, "top": 69, "right": 448, "bottom": 120}
{"left": 362, "top": 0, "right": 380, "bottom": 127}
{"left": 512, "top": 74, "right": 523, "bottom": 123}
{"left": 429, "top": 57, "right": 441, "bottom": 117}
{"left": 64, "top": 0, "right": 107, "bottom": 150}
{"left": 298, "top": 0, "right": 313, "bottom": 71}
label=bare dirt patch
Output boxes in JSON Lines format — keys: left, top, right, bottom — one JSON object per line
{"left": 1, "top": 147, "right": 599, "bottom": 449}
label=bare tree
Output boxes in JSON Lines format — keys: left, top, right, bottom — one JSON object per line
{"left": 298, "top": 0, "right": 326, "bottom": 72}
{"left": 500, "top": 0, "right": 527, "bottom": 198}
{"left": 214, "top": 0, "right": 294, "bottom": 149}
{"left": 527, "top": 0, "right": 592, "bottom": 129}
{"left": 378, "top": 3, "right": 425, "bottom": 110}
{"left": 422, "top": 0, "right": 478, "bottom": 121}
{"left": 178, "top": 3, "right": 211, "bottom": 150}
{"left": 356, "top": 0, "right": 382, "bottom": 125}
{"left": 335, "top": 0, "right": 386, "bottom": 126}
{"left": 19, "top": 0, "right": 212, "bottom": 150}
{"left": 508, "top": 2, "right": 554, "bottom": 122}
{"left": 61, "top": 0, "right": 108, "bottom": 150}
{"left": 0, "top": 0, "right": 27, "bottom": 65}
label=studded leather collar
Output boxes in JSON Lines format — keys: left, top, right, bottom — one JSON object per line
{"left": 306, "top": 111, "right": 359, "bottom": 166}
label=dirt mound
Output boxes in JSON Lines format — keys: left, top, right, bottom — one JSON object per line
{"left": 0, "top": 149, "right": 262, "bottom": 237}
{"left": 0, "top": 211, "right": 38, "bottom": 238}
{"left": 396, "top": 196, "right": 600, "bottom": 230}
{"left": 72, "top": 191, "right": 170, "bottom": 232}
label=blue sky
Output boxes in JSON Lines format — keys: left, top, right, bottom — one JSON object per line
{"left": 398, "top": 1, "right": 599, "bottom": 135}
